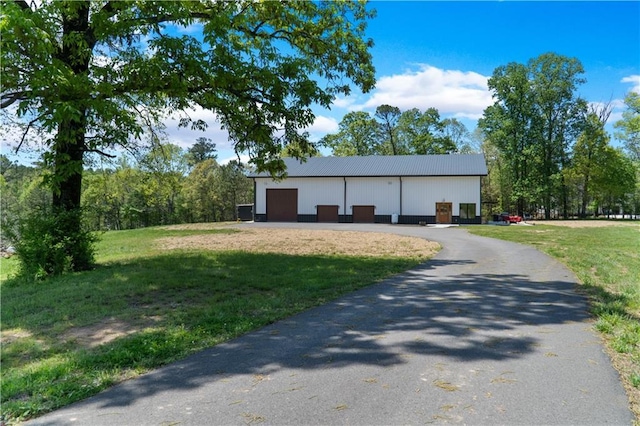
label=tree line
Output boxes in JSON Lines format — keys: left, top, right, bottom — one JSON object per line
{"left": 320, "top": 105, "right": 478, "bottom": 156}
{"left": 1, "top": 138, "right": 253, "bottom": 238}
{"left": 316, "top": 53, "right": 639, "bottom": 220}
{"left": 479, "top": 53, "right": 638, "bottom": 219}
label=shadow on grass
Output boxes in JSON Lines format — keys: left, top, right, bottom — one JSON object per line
{"left": 25, "top": 253, "right": 591, "bottom": 412}
{"left": 3, "top": 250, "right": 425, "bottom": 420}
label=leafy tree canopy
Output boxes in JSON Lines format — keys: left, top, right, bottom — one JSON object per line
{"left": 2, "top": 0, "right": 375, "bottom": 179}
{"left": 1, "top": 0, "right": 375, "bottom": 273}
{"left": 322, "top": 106, "right": 463, "bottom": 156}
{"left": 479, "top": 52, "right": 587, "bottom": 217}
{"left": 614, "top": 91, "right": 640, "bottom": 161}
{"left": 320, "top": 111, "right": 381, "bottom": 156}
{"left": 187, "top": 137, "right": 217, "bottom": 166}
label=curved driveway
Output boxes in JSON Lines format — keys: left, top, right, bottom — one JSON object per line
{"left": 30, "top": 223, "right": 632, "bottom": 425}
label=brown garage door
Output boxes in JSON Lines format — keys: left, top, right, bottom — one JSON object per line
{"left": 266, "top": 189, "right": 298, "bottom": 221}
{"left": 352, "top": 205, "right": 375, "bottom": 223}
{"left": 317, "top": 205, "right": 339, "bottom": 222}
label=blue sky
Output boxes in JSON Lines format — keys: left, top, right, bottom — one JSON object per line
{"left": 3, "top": 1, "right": 639, "bottom": 165}
{"left": 216, "top": 1, "right": 639, "bottom": 162}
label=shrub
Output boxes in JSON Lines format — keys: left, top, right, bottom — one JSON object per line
{"left": 13, "top": 208, "right": 97, "bottom": 279}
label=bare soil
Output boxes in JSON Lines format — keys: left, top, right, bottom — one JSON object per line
{"left": 157, "top": 227, "right": 440, "bottom": 259}
{"left": 63, "top": 318, "right": 145, "bottom": 348}
{"left": 62, "top": 228, "right": 437, "bottom": 348}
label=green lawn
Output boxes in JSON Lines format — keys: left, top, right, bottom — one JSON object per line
{"left": 2, "top": 223, "right": 638, "bottom": 423}
{"left": 0, "top": 226, "right": 428, "bottom": 423}
{"left": 467, "top": 222, "right": 640, "bottom": 421}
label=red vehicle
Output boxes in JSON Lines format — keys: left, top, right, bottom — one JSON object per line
{"left": 499, "top": 212, "right": 523, "bottom": 224}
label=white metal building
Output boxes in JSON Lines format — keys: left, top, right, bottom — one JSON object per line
{"left": 249, "top": 154, "right": 488, "bottom": 224}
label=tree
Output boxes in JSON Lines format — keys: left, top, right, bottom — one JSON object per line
{"left": 441, "top": 118, "right": 472, "bottom": 153}
{"left": 2, "top": 0, "right": 375, "bottom": 273}
{"left": 528, "top": 53, "right": 587, "bottom": 219}
{"left": 216, "top": 160, "right": 253, "bottom": 220}
{"left": 187, "top": 137, "right": 217, "bottom": 167}
{"left": 375, "top": 105, "right": 401, "bottom": 155}
{"left": 320, "top": 111, "right": 381, "bottom": 156}
{"left": 479, "top": 54, "right": 587, "bottom": 218}
{"left": 614, "top": 91, "right": 640, "bottom": 161}
{"left": 567, "top": 109, "right": 612, "bottom": 217}
{"left": 181, "top": 158, "right": 220, "bottom": 223}
{"left": 590, "top": 148, "right": 637, "bottom": 216}
{"left": 281, "top": 134, "right": 320, "bottom": 158}
{"left": 397, "top": 108, "right": 457, "bottom": 155}
{"left": 0, "top": 157, "right": 48, "bottom": 245}
{"left": 137, "top": 143, "right": 189, "bottom": 225}
{"left": 567, "top": 114, "right": 609, "bottom": 217}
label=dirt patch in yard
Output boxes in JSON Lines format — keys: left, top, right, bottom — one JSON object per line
{"left": 63, "top": 317, "right": 146, "bottom": 348}
{"left": 156, "top": 228, "right": 439, "bottom": 259}
{"left": 59, "top": 228, "right": 436, "bottom": 349}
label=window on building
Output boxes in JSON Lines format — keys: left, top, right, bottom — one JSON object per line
{"left": 460, "top": 203, "right": 476, "bottom": 219}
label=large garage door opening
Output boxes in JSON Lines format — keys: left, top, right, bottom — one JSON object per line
{"left": 266, "top": 189, "right": 298, "bottom": 221}
{"left": 352, "top": 205, "right": 375, "bottom": 223}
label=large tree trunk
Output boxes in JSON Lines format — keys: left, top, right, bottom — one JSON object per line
{"left": 54, "top": 1, "right": 91, "bottom": 212}
{"left": 48, "top": 1, "right": 93, "bottom": 271}
{"left": 52, "top": 116, "right": 86, "bottom": 212}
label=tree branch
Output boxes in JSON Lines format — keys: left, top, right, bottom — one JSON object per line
{"left": 99, "top": 1, "right": 122, "bottom": 20}
{"left": 1, "top": 91, "right": 29, "bottom": 109}
{"left": 14, "top": 0, "right": 30, "bottom": 11}
{"left": 15, "top": 112, "right": 46, "bottom": 153}
{"left": 83, "top": 148, "right": 116, "bottom": 158}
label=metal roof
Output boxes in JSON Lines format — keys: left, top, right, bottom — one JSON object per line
{"left": 249, "top": 154, "right": 488, "bottom": 178}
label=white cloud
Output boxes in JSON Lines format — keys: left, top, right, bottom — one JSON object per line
{"left": 621, "top": 75, "right": 640, "bottom": 93}
{"left": 173, "top": 23, "right": 204, "bottom": 35}
{"left": 305, "top": 115, "right": 339, "bottom": 140}
{"left": 162, "top": 106, "right": 233, "bottom": 151}
{"left": 349, "top": 64, "right": 493, "bottom": 120}
{"left": 332, "top": 96, "right": 356, "bottom": 109}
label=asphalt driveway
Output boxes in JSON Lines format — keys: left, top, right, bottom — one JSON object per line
{"left": 29, "top": 224, "right": 632, "bottom": 425}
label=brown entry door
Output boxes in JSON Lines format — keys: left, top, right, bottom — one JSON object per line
{"left": 266, "top": 189, "right": 298, "bottom": 221}
{"left": 352, "top": 205, "right": 375, "bottom": 223}
{"left": 317, "top": 205, "right": 339, "bottom": 222}
{"left": 436, "top": 202, "right": 452, "bottom": 224}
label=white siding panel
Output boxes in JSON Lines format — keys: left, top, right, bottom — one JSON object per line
{"left": 296, "top": 178, "right": 344, "bottom": 214}
{"left": 345, "top": 177, "right": 400, "bottom": 215}
{"left": 403, "top": 177, "right": 480, "bottom": 215}
{"left": 255, "top": 177, "right": 344, "bottom": 215}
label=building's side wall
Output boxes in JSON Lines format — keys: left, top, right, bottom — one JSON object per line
{"left": 402, "top": 176, "right": 481, "bottom": 216}
{"left": 344, "top": 177, "right": 400, "bottom": 215}
{"left": 254, "top": 175, "right": 482, "bottom": 224}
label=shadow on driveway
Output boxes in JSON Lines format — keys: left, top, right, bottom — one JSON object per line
{"left": 87, "top": 260, "right": 587, "bottom": 409}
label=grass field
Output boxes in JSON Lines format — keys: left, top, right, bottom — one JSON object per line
{"left": 467, "top": 222, "right": 640, "bottom": 421}
{"left": 2, "top": 221, "right": 638, "bottom": 423}
{"left": 0, "top": 225, "right": 437, "bottom": 423}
